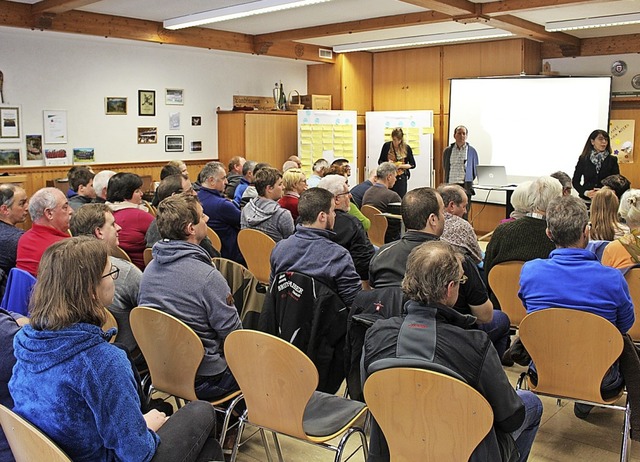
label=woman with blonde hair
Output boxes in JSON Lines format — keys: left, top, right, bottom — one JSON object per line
{"left": 278, "top": 168, "right": 307, "bottom": 220}
{"left": 9, "top": 237, "right": 222, "bottom": 462}
{"left": 602, "top": 189, "right": 640, "bottom": 269}
{"left": 589, "top": 187, "right": 627, "bottom": 241}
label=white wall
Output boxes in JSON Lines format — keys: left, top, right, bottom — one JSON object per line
{"left": 0, "top": 26, "right": 308, "bottom": 165}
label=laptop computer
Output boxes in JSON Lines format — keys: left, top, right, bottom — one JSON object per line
{"left": 476, "top": 165, "right": 511, "bottom": 188}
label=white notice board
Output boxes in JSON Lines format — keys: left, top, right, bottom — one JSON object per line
{"left": 365, "top": 111, "right": 434, "bottom": 189}
{"left": 298, "top": 110, "right": 358, "bottom": 183}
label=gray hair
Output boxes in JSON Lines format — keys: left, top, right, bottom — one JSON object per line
{"left": 546, "top": 195, "right": 588, "bottom": 247}
{"left": 313, "top": 158, "right": 329, "bottom": 174}
{"left": 376, "top": 161, "right": 398, "bottom": 180}
{"left": 93, "top": 170, "right": 115, "bottom": 198}
{"left": 530, "top": 176, "right": 563, "bottom": 213}
{"left": 200, "top": 161, "right": 225, "bottom": 182}
{"left": 0, "top": 184, "right": 19, "bottom": 208}
{"left": 29, "top": 187, "right": 62, "bottom": 222}
{"left": 510, "top": 181, "right": 534, "bottom": 217}
{"left": 437, "top": 184, "right": 466, "bottom": 207}
{"left": 242, "top": 160, "right": 257, "bottom": 176}
{"left": 282, "top": 160, "right": 298, "bottom": 172}
{"left": 317, "top": 174, "right": 347, "bottom": 196}
{"left": 619, "top": 189, "right": 640, "bottom": 228}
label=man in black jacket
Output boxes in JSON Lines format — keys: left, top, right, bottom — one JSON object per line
{"left": 363, "top": 241, "right": 542, "bottom": 462}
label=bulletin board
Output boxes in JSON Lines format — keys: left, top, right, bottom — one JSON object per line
{"left": 298, "top": 110, "right": 358, "bottom": 182}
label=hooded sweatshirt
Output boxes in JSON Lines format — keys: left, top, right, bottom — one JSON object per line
{"left": 139, "top": 240, "right": 242, "bottom": 377}
{"left": 9, "top": 323, "right": 159, "bottom": 462}
{"left": 240, "top": 197, "right": 294, "bottom": 242}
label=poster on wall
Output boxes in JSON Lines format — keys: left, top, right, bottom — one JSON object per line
{"left": 610, "top": 119, "right": 635, "bottom": 164}
{"left": 0, "top": 105, "right": 21, "bottom": 141}
{"left": 43, "top": 110, "right": 68, "bottom": 144}
{"left": 44, "top": 148, "right": 70, "bottom": 166}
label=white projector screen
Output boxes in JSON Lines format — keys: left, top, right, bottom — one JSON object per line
{"left": 448, "top": 76, "right": 612, "bottom": 186}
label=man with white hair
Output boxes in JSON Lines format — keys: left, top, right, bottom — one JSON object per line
{"left": 307, "top": 158, "right": 328, "bottom": 188}
{"left": 16, "top": 187, "right": 72, "bottom": 276}
{"left": 318, "top": 175, "right": 374, "bottom": 282}
{"left": 93, "top": 170, "right": 116, "bottom": 203}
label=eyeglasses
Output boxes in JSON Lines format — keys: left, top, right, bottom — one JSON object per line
{"left": 102, "top": 264, "right": 120, "bottom": 280}
{"left": 452, "top": 274, "right": 468, "bottom": 285}
{"left": 335, "top": 192, "right": 350, "bottom": 199}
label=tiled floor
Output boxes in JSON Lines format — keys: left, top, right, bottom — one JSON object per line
{"left": 224, "top": 365, "right": 640, "bottom": 461}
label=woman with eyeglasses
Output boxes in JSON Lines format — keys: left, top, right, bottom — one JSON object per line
{"left": 9, "top": 237, "right": 222, "bottom": 462}
{"left": 572, "top": 129, "right": 619, "bottom": 201}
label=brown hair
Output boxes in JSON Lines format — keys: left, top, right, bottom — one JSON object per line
{"left": 388, "top": 127, "right": 407, "bottom": 162}
{"left": 70, "top": 203, "right": 111, "bottom": 236}
{"left": 157, "top": 193, "right": 201, "bottom": 241}
{"left": 30, "top": 237, "right": 108, "bottom": 330}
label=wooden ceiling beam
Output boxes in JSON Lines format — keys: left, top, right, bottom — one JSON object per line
{"left": 255, "top": 10, "right": 451, "bottom": 42}
{"left": 541, "top": 32, "right": 640, "bottom": 58}
{"left": 31, "top": 0, "right": 101, "bottom": 15}
{"left": 488, "top": 15, "right": 581, "bottom": 46}
{"left": 399, "top": 0, "right": 476, "bottom": 16}
{"left": 482, "top": 0, "right": 617, "bottom": 16}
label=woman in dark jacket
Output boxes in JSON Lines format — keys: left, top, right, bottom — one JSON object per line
{"left": 378, "top": 127, "right": 416, "bottom": 198}
{"left": 572, "top": 129, "right": 619, "bottom": 200}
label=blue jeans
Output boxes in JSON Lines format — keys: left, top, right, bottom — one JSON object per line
{"left": 478, "top": 310, "right": 511, "bottom": 359}
{"left": 194, "top": 368, "right": 240, "bottom": 401}
{"left": 510, "top": 390, "right": 543, "bottom": 462}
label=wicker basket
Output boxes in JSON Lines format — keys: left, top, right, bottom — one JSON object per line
{"left": 287, "top": 90, "right": 305, "bottom": 111}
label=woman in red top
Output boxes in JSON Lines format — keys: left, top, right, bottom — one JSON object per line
{"left": 278, "top": 168, "right": 307, "bottom": 221}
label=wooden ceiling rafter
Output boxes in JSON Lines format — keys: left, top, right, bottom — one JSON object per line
{"left": 32, "top": 0, "right": 101, "bottom": 15}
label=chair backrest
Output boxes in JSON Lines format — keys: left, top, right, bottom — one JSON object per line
{"left": 360, "top": 204, "right": 380, "bottom": 222}
{"left": 224, "top": 330, "right": 318, "bottom": 440}
{"left": 102, "top": 307, "right": 118, "bottom": 343}
{"left": 130, "top": 306, "right": 204, "bottom": 401}
{"left": 519, "top": 308, "right": 624, "bottom": 404}
{"left": 143, "top": 247, "right": 153, "bottom": 267}
{"left": 0, "top": 268, "right": 37, "bottom": 316}
{"left": 206, "top": 227, "right": 222, "bottom": 253}
{"left": 142, "top": 200, "right": 156, "bottom": 217}
{"left": 237, "top": 228, "right": 276, "bottom": 284}
{"left": 364, "top": 367, "right": 493, "bottom": 462}
{"left": 361, "top": 205, "right": 388, "bottom": 247}
{"left": 0, "top": 404, "right": 72, "bottom": 462}
{"left": 111, "top": 246, "right": 132, "bottom": 263}
{"left": 487, "top": 261, "right": 526, "bottom": 327}
{"left": 624, "top": 268, "right": 640, "bottom": 341}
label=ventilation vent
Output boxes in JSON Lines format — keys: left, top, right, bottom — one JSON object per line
{"left": 319, "top": 48, "right": 333, "bottom": 59}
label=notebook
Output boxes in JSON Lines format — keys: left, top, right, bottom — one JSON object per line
{"left": 476, "top": 165, "right": 511, "bottom": 188}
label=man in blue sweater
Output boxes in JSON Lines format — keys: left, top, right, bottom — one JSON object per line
{"left": 519, "top": 194, "right": 634, "bottom": 419}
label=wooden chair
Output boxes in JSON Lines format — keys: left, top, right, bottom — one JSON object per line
{"left": 361, "top": 205, "right": 388, "bottom": 247}
{"left": 142, "top": 200, "right": 157, "bottom": 217}
{"left": 487, "top": 261, "right": 526, "bottom": 328}
{"left": 363, "top": 367, "right": 493, "bottom": 462}
{"left": 624, "top": 268, "right": 640, "bottom": 341}
{"left": 0, "top": 404, "right": 72, "bottom": 462}
{"left": 224, "top": 330, "right": 368, "bottom": 462}
{"left": 207, "top": 227, "right": 222, "bottom": 253}
{"left": 102, "top": 307, "right": 118, "bottom": 343}
{"left": 143, "top": 247, "right": 154, "bottom": 267}
{"left": 111, "top": 246, "right": 132, "bottom": 263}
{"left": 237, "top": 229, "right": 276, "bottom": 285}
{"left": 130, "top": 306, "right": 243, "bottom": 444}
{"left": 519, "top": 308, "right": 630, "bottom": 461}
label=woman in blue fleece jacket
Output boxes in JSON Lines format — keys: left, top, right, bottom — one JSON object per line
{"left": 9, "top": 237, "right": 222, "bottom": 462}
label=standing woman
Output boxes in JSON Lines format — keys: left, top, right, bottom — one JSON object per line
{"left": 378, "top": 128, "right": 416, "bottom": 198}
{"left": 9, "top": 237, "right": 222, "bottom": 462}
{"left": 572, "top": 129, "right": 619, "bottom": 200}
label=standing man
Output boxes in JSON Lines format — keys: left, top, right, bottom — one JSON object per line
{"left": 443, "top": 125, "right": 479, "bottom": 208}
{"left": 0, "top": 184, "right": 28, "bottom": 295}
{"left": 16, "top": 187, "right": 72, "bottom": 277}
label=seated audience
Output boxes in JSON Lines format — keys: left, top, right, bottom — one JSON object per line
{"left": 241, "top": 167, "right": 294, "bottom": 242}
{"left": 106, "top": 173, "right": 154, "bottom": 270}
{"left": 68, "top": 167, "right": 96, "bottom": 210}
{"left": 519, "top": 195, "right": 633, "bottom": 419}
{"left": 364, "top": 241, "right": 542, "bottom": 462}
{"left": 504, "top": 180, "right": 534, "bottom": 222}
{"left": 239, "top": 162, "right": 269, "bottom": 208}
{"left": 270, "top": 188, "right": 362, "bottom": 306}
{"left": 282, "top": 160, "right": 298, "bottom": 172}
{"left": 369, "top": 187, "right": 510, "bottom": 358}
{"left": 307, "top": 158, "right": 328, "bottom": 188}
{"left": 16, "top": 187, "right": 71, "bottom": 277}
{"left": 601, "top": 173, "right": 631, "bottom": 200}
{"left": 350, "top": 168, "right": 376, "bottom": 209}
{"left": 150, "top": 163, "right": 181, "bottom": 207}
{"left": 362, "top": 162, "right": 402, "bottom": 242}
{"left": 438, "top": 184, "right": 483, "bottom": 264}
{"left": 233, "top": 161, "right": 256, "bottom": 207}
{"left": 331, "top": 158, "right": 352, "bottom": 180}
{"left": 198, "top": 161, "right": 244, "bottom": 264}
{"left": 9, "top": 237, "right": 221, "bottom": 462}
{"left": 318, "top": 175, "right": 374, "bottom": 282}
{"left": 0, "top": 184, "right": 28, "bottom": 295}
{"left": 602, "top": 189, "right": 640, "bottom": 269}
{"left": 550, "top": 171, "right": 573, "bottom": 196}
{"left": 287, "top": 155, "right": 302, "bottom": 168}
{"left": 225, "top": 156, "right": 246, "bottom": 200}
{"left": 92, "top": 170, "right": 115, "bottom": 203}
{"left": 168, "top": 159, "right": 189, "bottom": 179}
{"left": 278, "top": 168, "right": 307, "bottom": 221}
{"left": 139, "top": 194, "right": 242, "bottom": 401}
{"left": 590, "top": 187, "right": 627, "bottom": 241}
{"left": 70, "top": 204, "right": 142, "bottom": 358}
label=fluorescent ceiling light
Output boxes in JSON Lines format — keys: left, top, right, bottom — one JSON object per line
{"left": 164, "top": 0, "right": 331, "bottom": 30}
{"left": 545, "top": 12, "right": 640, "bottom": 32}
{"left": 333, "top": 29, "right": 514, "bottom": 53}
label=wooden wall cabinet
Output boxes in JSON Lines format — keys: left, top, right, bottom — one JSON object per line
{"left": 217, "top": 111, "right": 298, "bottom": 169}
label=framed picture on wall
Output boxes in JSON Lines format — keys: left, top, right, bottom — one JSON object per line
{"left": 0, "top": 106, "right": 20, "bottom": 140}
{"left": 165, "top": 135, "right": 184, "bottom": 152}
{"left": 137, "top": 127, "right": 157, "bottom": 144}
{"left": 166, "top": 88, "right": 184, "bottom": 105}
{"left": 138, "top": 90, "right": 155, "bottom": 116}
{"left": 105, "top": 97, "right": 127, "bottom": 115}
{"left": 190, "top": 140, "right": 202, "bottom": 152}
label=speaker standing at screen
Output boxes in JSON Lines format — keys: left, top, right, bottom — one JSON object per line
{"left": 378, "top": 128, "right": 415, "bottom": 198}
{"left": 572, "top": 129, "right": 619, "bottom": 201}
{"left": 443, "top": 125, "right": 479, "bottom": 211}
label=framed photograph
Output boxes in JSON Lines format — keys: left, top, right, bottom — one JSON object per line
{"left": 26, "top": 134, "right": 43, "bottom": 161}
{"left": 137, "top": 127, "right": 157, "bottom": 144}
{"left": 105, "top": 97, "right": 127, "bottom": 115}
{"left": 0, "top": 148, "right": 20, "bottom": 166}
{"left": 73, "top": 148, "right": 95, "bottom": 163}
{"left": 165, "top": 135, "right": 184, "bottom": 152}
{"left": 0, "top": 106, "right": 20, "bottom": 140}
{"left": 138, "top": 90, "right": 155, "bottom": 116}
{"left": 44, "top": 148, "right": 70, "bottom": 166}
{"left": 191, "top": 116, "right": 201, "bottom": 126}
{"left": 166, "top": 88, "right": 184, "bottom": 105}
{"left": 190, "top": 140, "right": 202, "bottom": 152}
{"left": 43, "top": 110, "right": 67, "bottom": 144}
